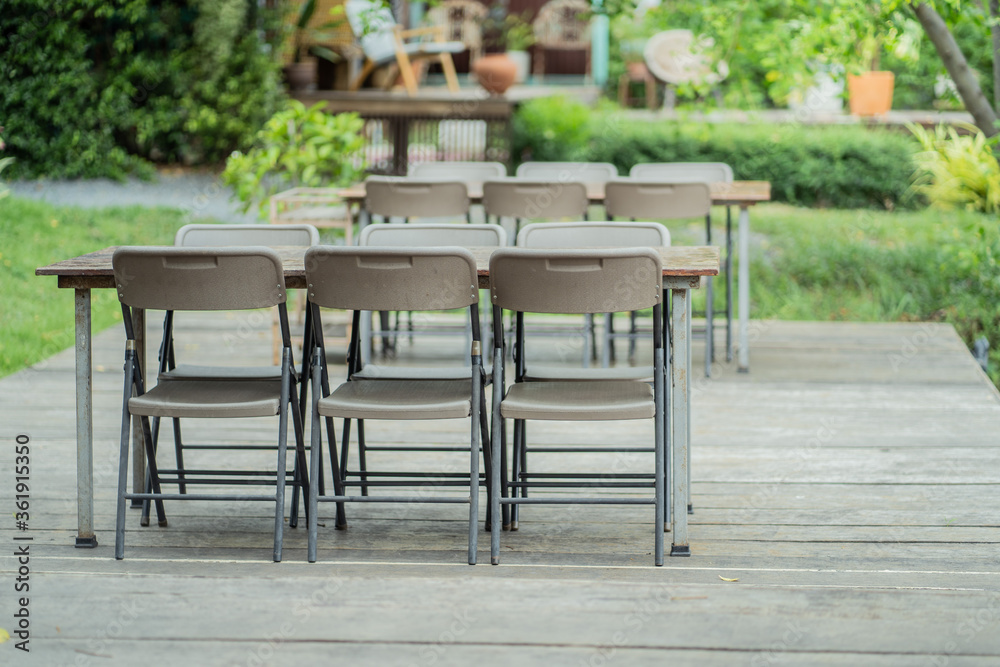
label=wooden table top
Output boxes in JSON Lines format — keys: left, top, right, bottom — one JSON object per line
{"left": 338, "top": 180, "right": 771, "bottom": 205}
{"left": 38, "top": 245, "right": 720, "bottom": 291}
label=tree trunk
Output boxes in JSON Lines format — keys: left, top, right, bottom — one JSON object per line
{"left": 910, "top": 2, "right": 998, "bottom": 136}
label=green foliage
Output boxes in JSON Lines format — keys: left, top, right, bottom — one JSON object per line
{"left": 588, "top": 114, "right": 919, "bottom": 209}
{"left": 222, "top": 101, "right": 366, "bottom": 216}
{"left": 732, "top": 203, "right": 1000, "bottom": 386}
{"left": 0, "top": 196, "right": 182, "bottom": 378}
{"left": 511, "top": 96, "right": 594, "bottom": 164}
{"left": 0, "top": 0, "right": 284, "bottom": 179}
{"left": 908, "top": 123, "right": 1000, "bottom": 213}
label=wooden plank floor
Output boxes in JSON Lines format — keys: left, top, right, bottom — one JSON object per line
{"left": 2, "top": 314, "right": 999, "bottom": 665}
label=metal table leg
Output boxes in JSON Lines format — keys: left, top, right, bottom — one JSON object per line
{"left": 75, "top": 289, "right": 97, "bottom": 548}
{"left": 737, "top": 204, "right": 751, "bottom": 373}
{"left": 670, "top": 286, "right": 690, "bottom": 556}
{"left": 130, "top": 308, "right": 146, "bottom": 505}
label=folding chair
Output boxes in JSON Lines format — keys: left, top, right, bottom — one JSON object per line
{"left": 488, "top": 247, "right": 666, "bottom": 565}
{"left": 630, "top": 162, "right": 735, "bottom": 364}
{"left": 112, "top": 247, "right": 306, "bottom": 562}
{"left": 482, "top": 179, "right": 593, "bottom": 365}
{"left": 146, "top": 225, "right": 318, "bottom": 525}
{"left": 605, "top": 179, "right": 714, "bottom": 376}
{"left": 516, "top": 221, "right": 671, "bottom": 370}
{"left": 358, "top": 222, "right": 505, "bottom": 363}
{"left": 345, "top": 0, "right": 463, "bottom": 95}
{"left": 304, "top": 247, "right": 487, "bottom": 564}
{"left": 515, "top": 161, "right": 617, "bottom": 183}
{"left": 408, "top": 161, "right": 507, "bottom": 180}
{"left": 361, "top": 179, "right": 473, "bottom": 358}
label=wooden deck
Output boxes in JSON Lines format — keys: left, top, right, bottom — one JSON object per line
{"left": 2, "top": 316, "right": 999, "bottom": 664}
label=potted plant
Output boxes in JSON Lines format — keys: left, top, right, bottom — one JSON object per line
{"left": 499, "top": 11, "right": 536, "bottom": 84}
{"left": 832, "top": 3, "right": 913, "bottom": 116}
{"left": 221, "top": 100, "right": 366, "bottom": 217}
{"left": 283, "top": 0, "right": 345, "bottom": 91}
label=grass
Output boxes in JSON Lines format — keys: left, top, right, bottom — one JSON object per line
{"left": 666, "top": 203, "right": 1000, "bottom": 386}
{"left": 0, "top": 196, "right": 186, "bottom": 378}
{"left": 3, "top": 196, "right": 998, "bottom": 387}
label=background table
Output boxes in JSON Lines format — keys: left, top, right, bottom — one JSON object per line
{"left": 340, "top": 180, "right": 769, "bottom": 373}
{"left": 37, "top": 245, "right": 719, "bottom": 557}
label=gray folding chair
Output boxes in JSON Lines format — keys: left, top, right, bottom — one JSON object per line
{"left": 112, "top": 247, "right": 306, "bottom": 562}
{"left": 515, "top": 161, "right": 618, "bottom": 183}
{"left": 488, "top": 247, "right": 666, "bottom": 565}
{"left": 408, "top": 161, "right": 507, "bottom": 180}
{"left": 482, "top": 179, "right": 594, "bottom": 365}
{"left": 630, "top": 162, "right": 735, "bottom": 365}
{"left": 148, "top": 224, "right": 319, "bottom": 525}
{"left": 305, "top": 247, "right": 487, "bottom": 564}
{"left": 605, "top": 180, "right": 715, "bottom": 376}
{"left": 516, "top": 221, "right": 671, "bottom": 369}
{"left": 364, "top": 176, "right": 470, "bottom": 223}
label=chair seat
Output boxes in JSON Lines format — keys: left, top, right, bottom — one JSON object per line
{"left": 352, "top": 365, "right": 490, "bottom": 381}
{"left": 501, "top": 381, "right": 654, "bottom": 421}
{"left": 318, "top": 379, "right": 472, "bottom": 420}
{"left": 129, "top": 380, "right": 282, "bottom": 418}
{"left": 372, "top": 41, "right": 465, "bottom": 66}
{"left": 159, "top": 365, "right": 281, "bottom": 381}
{"left": 523, "top": 365, "right": 654, "bottom": 383}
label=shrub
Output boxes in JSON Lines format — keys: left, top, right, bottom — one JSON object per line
{"left": 222, "top": 101, "right": 366, "bottom": 216}
{"left": 588, "top": 116, "right": 920, "bottom": 209}
{"left": 511, "top": 95, "right": 594, "bottom": 164}
{"left": 0, "top": 0, "right": 284, "bottom": 179}
{"left": 908, "top": 123, "right": 1000, "bottom": 213}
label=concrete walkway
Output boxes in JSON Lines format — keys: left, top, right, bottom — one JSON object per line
{"left": 9, "top": 169, "right": 258, "bottom": 224}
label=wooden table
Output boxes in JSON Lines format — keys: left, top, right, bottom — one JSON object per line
{"left": 37, "top": 245, "right": 719, "bottom": 557}
{"left": 340, "top": 180, "right": 770, "bottom": 373}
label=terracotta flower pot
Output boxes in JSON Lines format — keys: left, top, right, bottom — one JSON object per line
{"left": 847, "top": 71, "right": 895, "bottom": 117}
{"left": 472, "top": 54, "right": 518, "bottom": 96}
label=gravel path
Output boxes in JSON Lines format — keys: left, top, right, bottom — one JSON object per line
{"left": 9, "top": 170, "right": 259, "bottom": 224}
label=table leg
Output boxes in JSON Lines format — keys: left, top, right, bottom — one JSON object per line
{"left": 130, "top": 308, "right": 146, "bottom": 505}
{"left": 737, "top": 205, "right": 751, "bottom": 373}
{"left": 75, "top": 289, "right": 97, "bottom": 547}
{"left": 670, "top": 288, "right": 690, "bottom": 556}
{"left": 726, "top": 207, "right": 734, "bottom": 363}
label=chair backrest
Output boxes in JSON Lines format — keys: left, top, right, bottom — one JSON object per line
{"left": 629, "top": 162, "right": 734, "bottom": 183}
{"left": 490, "top": 247, "right": 662, "bottom": 314}
{"left": 407, "top": 161, "right": 506, "bottom": 180}
{"left": 360, "top": 222, "right": 506, "bottom": 247}
{"left": 517, "top": 221, "right": 670, "bottom": 248}
{"left": 481, "top": 179, "right": 589, "bottom": 220}
{"left": 305, "top": 247, "right": 479, "bottom": 312}
{"left": 604, "top": 180, "right": 712, "bottom": 220}
{"left": 345, "top": 0, "right": 398, "bottom": 63}
{"left": 533, "top": 0, "right": 591, "bottom": 49}
{"left": 112, "top": 247, "right": 285, "bottom": 311}
{"left": 515, "top": 161, "right": 618, "bottom": 182}
{"left": 175, "top": 224, "right": 319, "bottom": 247}
{"left": 364, "top": 176, "right": 470, "bottom": 219}
{"left": 426, "top": 0, "right": 488, "bottom": 58}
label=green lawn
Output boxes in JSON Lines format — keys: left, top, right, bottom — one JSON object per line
{"left": 1, "top": 196, "right": 186, "bottom": 378}
{"left": 3, "top": 196, "right": 998, "bottom": 386}
{"left": 662, "top": 203, "right": 999, "bottom": 385}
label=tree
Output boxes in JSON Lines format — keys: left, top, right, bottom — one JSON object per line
{"left": 908, "top": 1, "right": 999, "bottom": 136}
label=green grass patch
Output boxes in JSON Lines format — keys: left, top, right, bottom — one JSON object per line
{"left": 665, "top": 203, "right": 1000, "bottom": 385}
{"left": 0, "top": 196, "right": 187, "bottom": 378}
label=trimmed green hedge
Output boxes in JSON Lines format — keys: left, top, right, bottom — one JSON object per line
{"left": 511, "top": 98, "right": 922, "bottom": 210}
{"left": 589, "top": 119, "right": 921, "bottom": 210}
